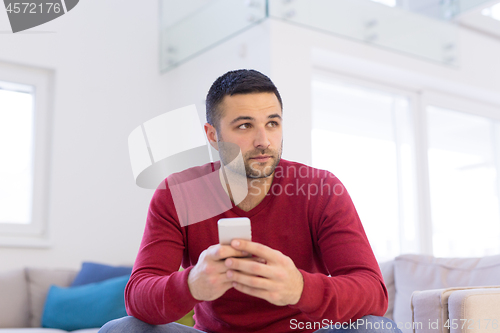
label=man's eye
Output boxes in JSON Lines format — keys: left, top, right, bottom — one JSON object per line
{"left": 238, "top": 123, "right": 251, "bottom": 129}
{"left": 268, "top": 121, "right": 279, "bottom": 127}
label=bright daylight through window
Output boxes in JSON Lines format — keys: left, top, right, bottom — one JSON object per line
{"left": 0, "top": 82, "right": 34, "bottom": 225}
{"left": 312, "top": 74, "right": 500, "bottom": 260}
{"left": 312, "top": 78, "right": 417, "bottom": 262}
{"left": 427, "top": 106, "right": 500, "bottom": 257}
{"left": 482, "top": 2, "right": 500, "bottom": 21}
{"left": 371, "top": 0, "right": 397, "bottom": 7}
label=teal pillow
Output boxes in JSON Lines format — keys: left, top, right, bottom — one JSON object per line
{"left": 42, "top": 275, "right": 129, "bottom": 331}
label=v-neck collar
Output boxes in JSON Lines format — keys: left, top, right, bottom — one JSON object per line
{"left": 230, "top": 180, "right": 278, "bottom": 217}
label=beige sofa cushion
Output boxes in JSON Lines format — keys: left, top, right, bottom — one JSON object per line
{"left": 25, "top": 268, "right": 78, "bottom": 328}
{"left": 394, "top": 254, "right": 500, "bottom": 333}
{"left": 0, "top": 269, "right": 29, "bottom": 328}
{"left": 448, "top": 287, "right": 500, "bottom": 333}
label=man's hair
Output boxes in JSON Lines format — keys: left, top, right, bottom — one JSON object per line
{"left": 206, "top": 69, "right": 283, "bottom": 130}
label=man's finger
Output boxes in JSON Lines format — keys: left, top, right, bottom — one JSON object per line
{"left": 207, "top": 244, "right": 250, "bottom": 261}
{"left": 239, "top": 257, "right": 267, "bottom": 264}
{"left": 227, "top": 269, "right": 272, "bottom": 290}
{"left": 225, "top": 257, "right": 272, "bottom": 278}
{"left": 231, "top": 281, "right": 273, "bottom": 303}
{"left": 230, "top": 240, "right": 280, "bottom": 262}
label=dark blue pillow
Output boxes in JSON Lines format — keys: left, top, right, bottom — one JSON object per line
{"left": 71, "top": 262, "right": 132, "bottom": 287}
{"left": 42, "top": 275, "right": 129, "bottom": 331}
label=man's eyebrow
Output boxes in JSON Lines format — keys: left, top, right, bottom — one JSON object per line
{"left": 229, "top": 116, "right": 255, "bottom": 125}
{"left": 229, "top": 113, "right": 282, "bottom": 125}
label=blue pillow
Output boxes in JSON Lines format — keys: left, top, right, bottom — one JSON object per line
{"left": 71, "top": 262, "right": 132, "bottom": 286}
{"left": 42, "top": 275, "right": 129, "bottom": 331}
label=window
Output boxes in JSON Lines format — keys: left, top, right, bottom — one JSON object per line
{"left": 0, "top": 62, "right": 53, "bottom": 247}
{"left": 312, "top": 74, "right": 418, "bottom": 262}
{"left": 482, "top": 2, "right": 500, "bottom": 21}
{"left": 371, "top": 0, "right": 397, "bottom": 7}
{"left": 0, "top": 83, "right": 34, "bottom": 225}
{"left": 311, "top": 71, "right": 500, "bottom": 260}
{"left": 424, "top": 93, "right": 500, "bottom": 257}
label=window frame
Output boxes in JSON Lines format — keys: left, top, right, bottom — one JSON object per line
{"left": 0, "top": 62, "right": 54, "bottom": 248}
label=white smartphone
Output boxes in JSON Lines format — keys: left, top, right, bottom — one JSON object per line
{"left": 217, "top": 217, "right": 252, "bottom": 245}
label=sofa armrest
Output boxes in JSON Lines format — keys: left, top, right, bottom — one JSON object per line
{"left": 0, "top": 269, "right": 29, "bottom": 328}
{"left": 447, "top": 288, "right": 500, "bottom": 333}
{"left": 411, "top": 286, "right": 500, "bottom": 333}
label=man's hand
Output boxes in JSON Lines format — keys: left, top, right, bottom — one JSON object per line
{"left": 225, "top": 240, "right": 304, "bottom": 306}
{"left": 187, "top": 244, "right": 249, "bottom": 301}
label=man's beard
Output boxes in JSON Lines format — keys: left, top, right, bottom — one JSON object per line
{"left": 217, "top": 135, "right": 282, "bottom": 179}
{"left": 244, "top": 144, "right": 282, "bottom": 179}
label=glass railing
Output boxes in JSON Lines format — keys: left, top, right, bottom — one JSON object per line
{"left": 268, "top": 0, "right": 458, "bottom": 65}
{"left": 160, "top": 0, "right": 495, "bottom": 71}
{"left": 159, "top": 0, "right": 267, "bottom": 72}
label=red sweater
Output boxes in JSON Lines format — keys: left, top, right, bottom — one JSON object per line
{"left": 125, "top": 159, "right": 388, "bottom": 333}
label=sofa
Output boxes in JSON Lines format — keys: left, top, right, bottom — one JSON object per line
{"left": 0, "top": 263, "right": 193, "bottom": 333}
{"left": 1, "top": 254, "right": 500, "bottom": 332}
{"left": 0, "top": 267, "right": 98, "bottom": 333}
{"left": 379, "top": 254, "right": 500, "bottom": 333}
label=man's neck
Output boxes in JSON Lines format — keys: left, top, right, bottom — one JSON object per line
{"left": 219, "top": 167, "right": 274, "bottom": 212}
{"left": 237, "top": 176, "right": 274, "bottom": 212}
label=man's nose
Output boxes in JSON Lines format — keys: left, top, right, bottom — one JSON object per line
{"left": 254, "top": 126, "right": 270, "bottom": 149}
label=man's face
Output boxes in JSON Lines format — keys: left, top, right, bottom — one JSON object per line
{"left": 212, "top": 92, "right": 283, "bottom": 179}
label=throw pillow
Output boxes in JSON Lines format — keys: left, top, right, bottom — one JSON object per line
{"left": 71, "top": 262, "right": 132, "bottom": 287}
{"left": 42, "top": 275, "right": 129, "bottom": 331}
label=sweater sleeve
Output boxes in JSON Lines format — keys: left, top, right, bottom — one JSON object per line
{"left": 289, "top": 175, "right": 388, "bottom": 323}
{"left": 124, "top": 181, "right": 202, "bottom": 324}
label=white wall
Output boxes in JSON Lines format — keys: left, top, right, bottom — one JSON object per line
{"left": 1, "top": 1, "right": 500, "bottom": 271}
{"left": 0, "top": 0, "right": 270, "bottom": 272}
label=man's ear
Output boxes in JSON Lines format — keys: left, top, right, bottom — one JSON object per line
{"left": 204, "top": 123, "right": 219, "bottom": 151}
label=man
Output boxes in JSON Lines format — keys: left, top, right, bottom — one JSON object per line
{"left": 100, "top": 70, "right": 400, "bottom": 333}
